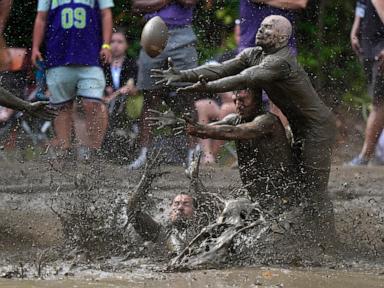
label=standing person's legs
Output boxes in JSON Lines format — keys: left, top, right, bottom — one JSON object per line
{"left": 195, "top": 99, "right": 220, "bottom": 164}
{"left": 350, "top": 60, "right": 384, "bottom": 164}
{"left": 165, "top": 26, "right": 198, "bottom": 165}
{"left": 129, "top": 44, "right": 167, "bottom": 169}
{"left": 46, "top": 66, "right": 78, "bottom": 155}
{"left": 52, "top": 103, "right": 74, "bottom": 151}
{"left": 359, "top": 103, "right": 384, "bottom": 159}
{"left": 76, "top": 66, "right": 107, "bottom": 154}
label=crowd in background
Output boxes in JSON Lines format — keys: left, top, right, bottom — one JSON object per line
{"left": 1, "top": 0, "right": 384, "bottom": 168}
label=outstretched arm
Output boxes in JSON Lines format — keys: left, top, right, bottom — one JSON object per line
{"left": 0, "top": 87, "right": 57, "bottom": 120}
{"left": 179, "top": 57, "right": 249, "bottom": 83}
{"left": 152, "top": 54, "right": 250, "bottom": 86}
{"left": 178, "top": 59, "right": 289, "bottom": 94}
{"left": 187, "top": 113, "right": 278, "bottom": 141}
{"left": 127, "top": 149, "right": 165, "bottom": 242}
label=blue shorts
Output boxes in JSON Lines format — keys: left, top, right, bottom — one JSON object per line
{"left": 46, "top": 66, "right": 106, "bottom": 105}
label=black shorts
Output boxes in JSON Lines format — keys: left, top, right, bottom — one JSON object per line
{"left": 362, "top": 59, "right": 384, "bottom": 105}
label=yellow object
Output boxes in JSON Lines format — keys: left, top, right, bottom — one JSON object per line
{"left": 102, "top": 43, "right": 111, "bottom": 50}
{"left": 126, "top": 94, "right": 144, "bottom": 119}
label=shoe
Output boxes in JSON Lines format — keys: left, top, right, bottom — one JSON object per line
{"left": 127, "top": 147, "right": 148, "bottom": 170}
{"left": 345, "top": 155, "right": 369, "bottom": 166}
{"left": 77, "top": 146, "right": 91, "bottom": 161}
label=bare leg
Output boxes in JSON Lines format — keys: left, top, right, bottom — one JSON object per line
{"left": 82, "top": 100, "right": 108, "bottom": 150}
{"left": 270, "top": 100, "right": 289, "bottom": 128}
{"left": 138, "top": 90, "right": 162, "bottom": 147}
{"left": 211, "top": 101, "right": 237, "bottom": 156}
{"left": 195, "top": 99, "right": 220, "bottom": 164}
{"left": 52, "top": 102, "right": 74, "bottom": 150}
{"left": 359, "top": 103, "right": 384, "bottom": 160}
{"left": 128, "top": 90, "right": 162, "bottom": 169}
{"left": 73, "top": 101, "right": 88, "bottom": 148}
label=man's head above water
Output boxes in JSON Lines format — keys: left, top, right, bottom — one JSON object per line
{"left": 232, "top": 89, "right": 262, "bottom": 120}
{"left": 255, "top": 15, "right": 292, "bottom": 50}
{"left": 169, "top": 194, "right": 196, "bottom": 223}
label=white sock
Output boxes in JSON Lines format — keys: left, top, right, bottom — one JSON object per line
{"left": 128, "top": 147, "right": 148, "bottom": 170}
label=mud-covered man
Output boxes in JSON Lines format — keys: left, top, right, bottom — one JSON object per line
{"left": 0, "top": 0, "right": 56, "bottom": 119}
{"left": 152, "top": 15, "right": 337, "bottom": 240}
{"left": 127, "top": 152, "right": 219, "bottom": 256}
{"left": 186, "top": 89, "right": 296, "bottom": 212}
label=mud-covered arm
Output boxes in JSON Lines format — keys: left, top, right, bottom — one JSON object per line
{"left": 179, "top": 57, "right": 290, "bottom": 94}
{"left": 187, "top": 113, "right": 278, "bottom": 141}
{"left": 0, "top": 86, "right": 31, "bottom": 111}
{"left": 180, "top": 57, "right": 249, "bottom": 83}
{"left": 152, "top": 48, "right": 257, "bottom": 86}
{"left": 131, "top": 211, "right": 164, "bottom": 242}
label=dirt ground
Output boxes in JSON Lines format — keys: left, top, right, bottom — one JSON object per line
{"left": 0, "top": 140, "right": 383, "bottom": 286}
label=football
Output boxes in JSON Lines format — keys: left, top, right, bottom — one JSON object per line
{"left": 140, "top": 16, "right": 168, "bottom": 58}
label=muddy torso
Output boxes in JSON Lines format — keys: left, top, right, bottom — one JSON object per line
{"left": 230, "top": 113, "right": 298, "bottom": 210}
{"left": 239, "top": 46, "right": 335, "bottom": 143}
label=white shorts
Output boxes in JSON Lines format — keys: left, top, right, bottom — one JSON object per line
{"left": 46, "top": 66, "right": 106, "bottom": 105}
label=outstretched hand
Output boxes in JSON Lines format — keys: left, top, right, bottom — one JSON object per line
{"left": 177, "top": 75, "right": 207, "bottom": 94}
{"left": 147, "top": 109, "right": 186, "bottom": 134}
{"left": 151, "top": 57, "right": 183, "bottom": 86}
{"left": 26, "top": 101, "right": 58, "bottom": 120}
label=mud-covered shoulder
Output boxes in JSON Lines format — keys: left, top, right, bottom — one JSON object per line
{"left": 238, "top": 46, "right": 263, "bottom": 66}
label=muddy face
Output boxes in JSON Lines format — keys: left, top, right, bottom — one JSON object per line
{"left": 170, "top": 194, "right": 195, "bottom": 224}
{"left": 234, "top": 90, "right": 259, "bottom": 120}
{"left": 255, "top": 15, "right": 291, "bottom": 50}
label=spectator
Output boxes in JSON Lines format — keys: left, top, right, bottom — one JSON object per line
{"left": 194, "top": 20, "right": 241, "bottom": 164}
{"left": 32, "top": 0, "right": 114, "bottom": 160}
{"left": 130, "top": 0, "right": 198, "bottom": 170}
{"left": 348, "top": 0, "right": 384, "bottom": 166}
{"left": 102, "top": 29, "right": 139, "bottom": 161}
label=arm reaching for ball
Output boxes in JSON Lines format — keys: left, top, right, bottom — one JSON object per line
{"left": 177, "top": 59, "right": 290, "bottom": 94}
{"left": 151, "top": 55, "right": 248, "bottom": 86}
{"left": 186, "top": 114, "right": 278, "bottom": 141}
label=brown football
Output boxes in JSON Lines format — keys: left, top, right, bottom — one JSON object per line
{"left": 140, "top": 16, "right": 168, "bottom": 58}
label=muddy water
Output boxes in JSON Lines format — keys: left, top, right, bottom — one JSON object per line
{"left": 0, "top": 267, "right": 383, "bottom": 288}
{"left": 0, "top": 161, "right": 384, "bottom": 287}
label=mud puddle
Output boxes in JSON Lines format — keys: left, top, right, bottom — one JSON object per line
{"left": 0, "top": 162, "right": 384, "bottom": 287}
{"left": 0, "top": 267, "right": 383, "bottom": 288}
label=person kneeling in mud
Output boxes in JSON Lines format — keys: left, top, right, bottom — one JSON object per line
{"left": 126, "top": 150, "right": 220, "bottom": 256}
{"left": 189, "top": 89, "right": 298, "bottom": 212}
{"left": 149, "top": 89, "right": 297, "bottom": 213}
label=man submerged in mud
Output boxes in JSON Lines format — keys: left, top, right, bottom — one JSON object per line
{"left": 152, "top": 15, "right": 337, "bottom": 242}
{"left": 127, "top": 151, "right": 220, "bottom": 256}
